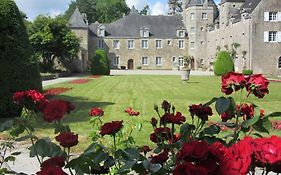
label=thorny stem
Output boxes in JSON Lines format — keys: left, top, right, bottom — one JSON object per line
{"left": 67, "top": 148, "right": 74, "bottom": 175}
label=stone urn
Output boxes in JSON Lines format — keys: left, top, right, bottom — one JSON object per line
{"left": 181, "top": 67, "right": 191, "bottom": 81}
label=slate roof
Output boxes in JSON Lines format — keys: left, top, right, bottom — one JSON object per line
{"left": 240, "top": 0, "right": 262, "bottom": 13}
{"left": 187, "top": 0, "right": 217, "bottom": 7}
{"left": 221, "top": 0, "right": 245, "bottom": 3}
{"left": 69, "top": 8, "right": 87, "bottom": 28}
{"left": 89, "top": 6, "right": 186, "bottom": 39}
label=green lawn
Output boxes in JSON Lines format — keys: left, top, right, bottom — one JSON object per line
{"left": 38, "top": 75, "right": 281, "bottom": 150}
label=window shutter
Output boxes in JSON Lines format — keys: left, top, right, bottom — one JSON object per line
{"left": 264, "top": 31, "right": 269, "bottom": 42}
{"left": 278, "top": 12, "right": 281, "bottom": 21}
{"left": 278, "top": 31, "right": 281, "bottom": 42}
{"left": 264, "top": 12, "right": 269, "bottom": 21}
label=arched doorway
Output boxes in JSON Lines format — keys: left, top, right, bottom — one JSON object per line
{"left": 190, "top": 58, "right": 195, "bottom": 70}
{"left": 128, "top": 59, "right": 134, "bottom": 70}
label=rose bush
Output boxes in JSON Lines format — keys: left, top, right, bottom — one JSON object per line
{"left": 1, "top": 72, "right": 281, "bottom": 175}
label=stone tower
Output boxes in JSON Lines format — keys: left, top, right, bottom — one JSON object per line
{"left": 69, "top": 8, "right": 89, "bottom": 72}
{"left": 183, "top": 0, "right": 218, "bottom": 69}
{"left": 219, "top": 0, "right": 245, "bottom": 28}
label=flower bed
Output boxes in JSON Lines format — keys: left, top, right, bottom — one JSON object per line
{"left": 43, "top": 87, "right": 73, "bottom": 97}
{"left": 89, "top": 75, "right": 102, "bottom": 79}
{"left": 68, "top": 79, "right": 90, "bottom": 84}
{"left": 1, "top": 72, "right": 281, "bottom": 174}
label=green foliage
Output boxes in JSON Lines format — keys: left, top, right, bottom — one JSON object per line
{"left": 91, "top": 49, "right": 110, "bottom": 75}
{"left": 140, "top": 5, "right": 150, "bottom": 15}
{"left": 64, "top": 0, "right": 130, "bottom": 23}
{"left": 243, "top": 69, "right": 253, "bottom": 75}
{"left": 214, "top": 51, "right": 234, "bottom": 76}
{"left": 28, "top": 15, "right": 80, "bottom": 72}
{"left": 0, "top": 0, "right": 42, "bottom": 118}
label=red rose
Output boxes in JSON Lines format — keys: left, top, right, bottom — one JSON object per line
{"left": 252, "top": 136, "right": 281, "bottom": 166}
{"left": 90, "top": 107, "right": 104, "bottom": 117}
{"left": 37, "top": 166, "right": 67, "bottom": 175}
{"left": 209, "top": 142, "right": 227, "bottom": 162}
{"left": 246, "top": 74, "right": 269, "bottom": 98}
{"left": 177, "top": 140, "right": 209, "bottom": 161}
{"left": 125, "top": 107, "right": 140, "bottom": 116}
{"left": 150, "top": 117, "right": 158, "bottom": 127}
{"left": 150, "top": 149, "right": 169, "bottom": 165}
{"left": 174, "top": 162, "right": 208, "bottom": 175}
{"left": 63, "top": 100, "right": 75, "bottom": 114}
{"left": 43, "top": 100, "right": 67, "bottom": 122}
{"left": 220, "top": 112, "right": 234, "bottom": 122}
{"left": 238, "top": 104, "right": 255, "bottom": 120}
{"left": 55, "top": 132, "right": 79, "bottom": 148}
{"left": 219, "top": 138, "right": 253, "bottom": 175}
{"left": 189, "top": 104, "right": 213, "bottom": 121}
{"left": 161, "top": 112, "right": 186, "bottom": 125}
{"left": 150, "top": 127, "right": 172, "bottom": 143}
{"left": 221, "top": 72, "right": 246, "bottom": 95}
{"left": 140, "top": 145, "right": 152, "bottom": 154}
{"left": 13, "top": 90, "right": 47, "bottom": 110}
{"left": 100, "top": 121, "right": 123, "bottom": 136}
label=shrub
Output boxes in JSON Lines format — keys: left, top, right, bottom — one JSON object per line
{"left": 90, "top": 49, "right": 110, "bottom": 75}
{"left": 0, "top": 0, "right": 42, "bottom": 118}
{"left": 214, "top": 51, "right": 234, "bottom": 76}
{"left": 243, "top": 69, "right": 253, "bottom": 75}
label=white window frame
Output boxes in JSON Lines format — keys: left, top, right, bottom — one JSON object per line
{"left": 202, "top": 13, "right": 208, "bottom": 20}
{"left": 156, "top": 40, "right": 162, "bottom": 49}
{"left": 142, "top": 57, "right": 149, "bottom": 65}
{"left": 167, "top": 40, "right": 172, "bottom": 45}
{"left": 172, "top": 56, "right": 177, "bottom": 63}
{"left": 179, "top": 56, "right": 184, "bottom": 68}
{"left": 190, "top": 42, "right": 195, "bottom": 49}
{"left": 269, "top": 31, "right": 278, "bottom": 42}
{"left": 179, "top": 40, "right": 185, "bottom": 49}
{"left": 113, "top": 40, "right": 120, "bottom": 49}
{"left": 141, "top": 40, "right": 148, "bottom": 49}
{"left": 128, "top": 40, "right": 134, "bottom": 49}
{"left": 140, "top": 29, "right": 149, "bottom": 37}
{"left": 98, "top": 26, "right": 105, "bottom": 37}
{"left": 190, "top": 13, "right": 195, "bottom": 20}
{"left": 190, "top": 27, "right": 195, "bottom": 34}
{"left": 98, "top": 40, "right": 104, "bottom": 49}
{"left": 113, "top": 56, "right": 120, "bottom": 66}
{"left": 156, "top": 57, "right": 162, "bottom": 66}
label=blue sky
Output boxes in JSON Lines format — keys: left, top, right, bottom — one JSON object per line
{"left": 15, "top": 0, "right": 220, "bottom": 21}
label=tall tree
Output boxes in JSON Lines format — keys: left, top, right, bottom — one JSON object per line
{"left": 0, "top": 0, "right": 42, "bottom": 118}
{"left": 140, "top": 5, "right": 150, "bottom": 16}
{"left": 28, "top": 15, "right": 80, "bottom": 72}
{"left": 64, "top": 0, "right": 130, "bottom": 23}
{"left": 168, "top": 0, "right": 183, "bottom": 15}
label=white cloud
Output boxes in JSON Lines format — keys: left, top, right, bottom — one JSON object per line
{"left": 125, "top": 0, "right": 148, "bottom": 10}
{"left": 49, "top": 9, "right": 64, "bottom": 18}
{"left": 150, "top": 1, "right": 168, "bottom": 15}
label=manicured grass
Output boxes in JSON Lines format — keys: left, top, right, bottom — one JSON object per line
{"left": 35, "top": 75, "right": 281, "bottom": 150}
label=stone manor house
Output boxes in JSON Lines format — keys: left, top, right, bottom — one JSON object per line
{"left": 69, "top": 0, "right": 281, "bottom": 76}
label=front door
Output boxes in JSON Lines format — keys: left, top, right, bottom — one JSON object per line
{"left": 128, "top": 59, "right": 134, "bottom": 70}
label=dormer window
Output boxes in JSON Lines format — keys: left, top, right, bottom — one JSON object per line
{"left": 98, "top": 25, "right": 105, "bottom": 37}
{"left": 177, "top": 29, "right": 186, "bottom": 38}
{"left": 140, "top": 27, "right": 150, "bottom": 38}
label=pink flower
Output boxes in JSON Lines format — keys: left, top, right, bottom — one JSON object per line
{"left": 90, "top": 107, "right": 104, "bottom": 117}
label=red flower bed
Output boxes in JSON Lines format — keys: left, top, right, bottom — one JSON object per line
{"left": 89, "top": 75, "right": 102, "bottom": 79}
{"left": 44, "top": 87, "right": 72, "bottom": 96}
{"left": 69, "top": 79, "right": 90, "bottom": 84}
{"left": 269, "top": 79, "right": 281, "bottom": 83}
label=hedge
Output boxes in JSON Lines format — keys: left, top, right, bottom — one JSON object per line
{"left": 214, "top": 51, "right": 234, "bottom": 76}
{"left": 0, "top": 0, "right": 42, "bottom": 118}
{"left": 90, "top": 49, "right": 110, "bottom": 75}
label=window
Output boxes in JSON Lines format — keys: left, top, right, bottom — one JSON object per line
{"left": 178, "top": 30, "right": 185, "bottom": 37}
{"left": 172, "top": 56, "right": 176, "bottom": 62}
{"left": 190, "top": 27, "right": 195, "bottom": 34}
{"left": 128, "top": 40, "right": 134, "bottom": 49}
{"left": 98, "top": 26, "right": 105, "bottom": 37}
{"left": 179, "top": 40, "right": 184, "bottom": 49}
{"left": 113, "top": 56, "right": 120, "bottom": 66}
{"left": 98, "top": 40, "right": 104, "bottom": 48}
{"left": 202, "top": 13, "right": 207, "bottom": 19}
{"left": 269, "top": 12, "right": 277, "bottom": 21}
{"left": 201, "top": 41, "right": 204, "bottom": 45}
{"left": 156, "top": 40, "right": 162, "bottom": 48}
{"left": 156, "top": 57, "right": 162, "bottom": 66}
{"left": 142, "top": 40, "right": 148, "bottom": 49}
{"left": 142, "top": 57, "right": 148, "bottom": 65}
{"left": 140, "top": 29, "right": 149, "bottom": 37}
{"left": 179, "top": 57, "right": 184, "bottom": 67}
{"left": 113, "top": 40, "right": 120, "bottom": 49}
{"left": 279, "top": 57, "right": 281, "bottom": 69}
{"left": 190, "top": 42, "right": 195, "bottom": 49}
{"left": 269, "top": 31, "right": 277, "bottom": 42}
{"left": 190, "top": 13, "right": 195, "bottom": 20}
{"left": 167, "top": 40, "right": 172, "bottom": 45}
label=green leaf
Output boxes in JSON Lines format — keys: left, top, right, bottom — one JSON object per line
{"left": 143, "top": 160, "right": 162, "bottom": 173}
{"left": 4, "top": 156, "right": 15, "bottom": 162}
{"left": 268, "top": 112, "right": 281, "bottom": 117}
{"left": 15, "top": 134, "right": 32, "bottom": 142}
{"left": 0, "top": 120, "right": 14, "bottom": 132}
{"left": 215, "top": 97, "right": 230, "bottom": 115}
{"left": 253, "top": 117, "right": 272, "bottom": 134}
{"left": 219, "top": 122, "right": 236, "bottom": 128}
{"left": 253, "top": 133, "right": 263, "bottom": 138}
{"left": 119, "top": 160, "right": 137, "bottom": 172}
{"left": 180, "top": 124, "right": 193, "bottom": 142}
{"left": 241, "top": 115, "right": 260, "bottom": 128}
{"left": 203, "top": 97, "right": 218, "bottom": 106}
{"left": 135, "top": 123, "right": 142, "bottom": 131}
{"left": 203, "top": 125, "right": 221, "bottom": 135}
{"left": 11, "top": 152, "right": 21, "bottom": 156}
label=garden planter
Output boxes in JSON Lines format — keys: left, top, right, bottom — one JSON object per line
{"left": 181, "top": 69, "right": 191, "bottom": 81}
